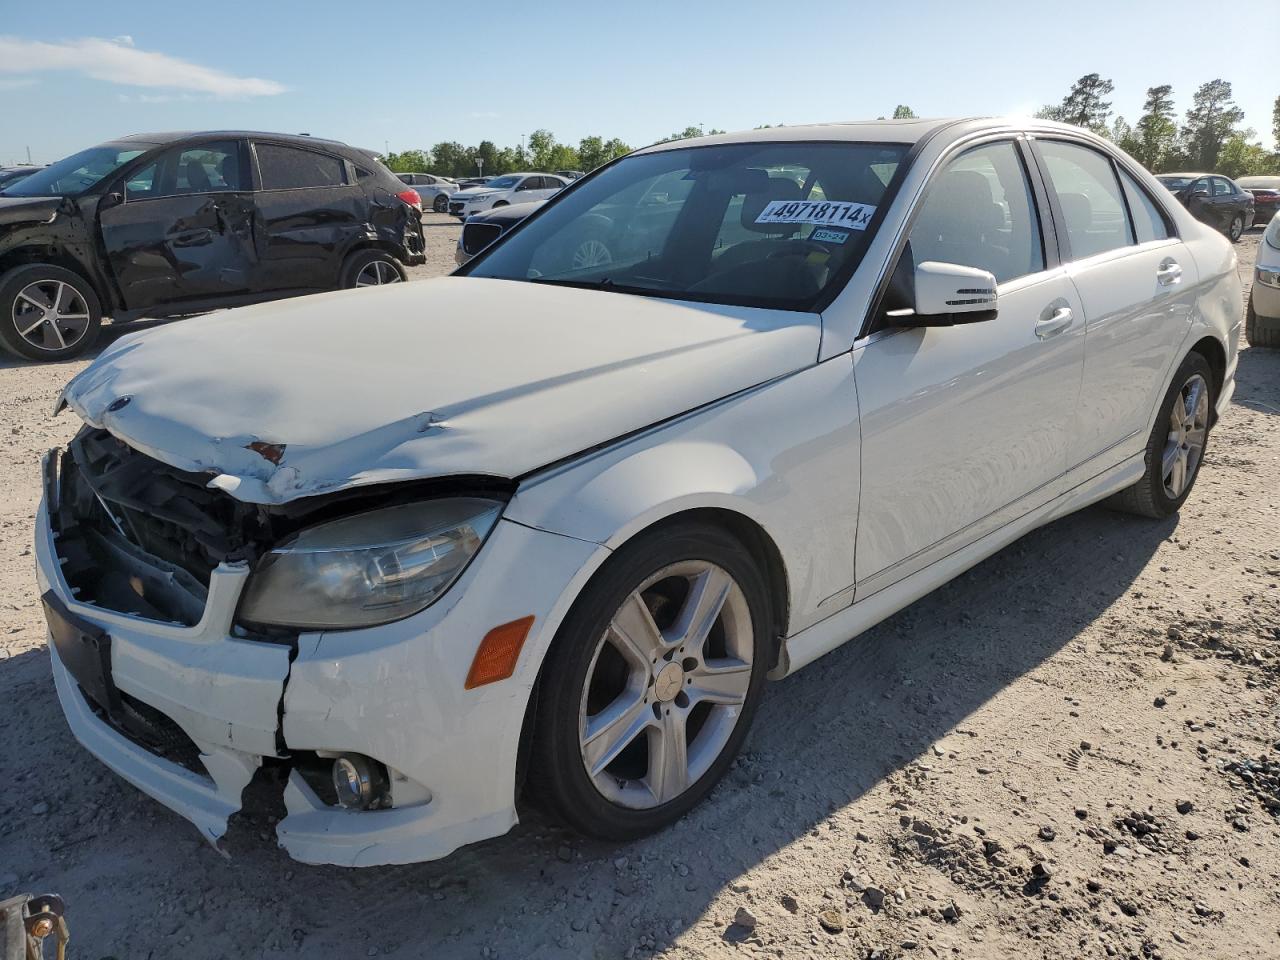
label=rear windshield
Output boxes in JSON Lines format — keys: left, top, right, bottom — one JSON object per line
{"left": 2, "top": 142, "right": 156, "bottom": 197}
{"left": 464, "top": 141, "right": 909, "bottom": 311}
{"left": 1238, "top": 177, "right": 1280, "bottom": 190}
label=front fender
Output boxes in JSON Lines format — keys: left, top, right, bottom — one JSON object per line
{"left": 506, "top": 357, "right": 863, "bottom": 635}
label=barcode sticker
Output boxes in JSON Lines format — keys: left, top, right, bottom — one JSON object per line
{"left": 755, "top": 200, "right": 876, "bottom": 229}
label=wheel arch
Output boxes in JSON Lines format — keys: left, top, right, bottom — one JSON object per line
{"left": 0, "top": 247, "right": 110, "bottom": 311}
{"left": 1188, "top": 334, "right": 1226, "bottom": 417}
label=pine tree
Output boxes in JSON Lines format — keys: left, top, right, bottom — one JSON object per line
{"left": 1181, "top": 79, "right": 1245, "bottom": 171}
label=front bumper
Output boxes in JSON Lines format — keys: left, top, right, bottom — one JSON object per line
{"left": 37, "top": 477, "right": 602, "bottom": 865}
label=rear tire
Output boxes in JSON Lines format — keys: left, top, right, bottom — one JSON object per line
{"left": 339, "top": 249, "right": 406, "bottom": 289}
{"left": 1108, "top": 351, "right": 1214, "bottom": 518}
{"left": 1245, "top": 294, "right": 1280, "bottom": 348}
{"left": 0, "top": 264, "right": 102, "bottom": 362}
{"left": 1228, "top": 215, "right": 1244, "bottom": 242}
{"left": 528, "top": 521, "right": 771, "bottom": 841}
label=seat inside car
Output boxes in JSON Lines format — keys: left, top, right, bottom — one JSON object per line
{"left": 183, "top": 158, "right": 212, "bottom": 193}
{"left": 912, "top": 169, "right": 1008, "bottom": 279}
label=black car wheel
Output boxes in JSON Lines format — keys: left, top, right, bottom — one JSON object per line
{"left": 0, "top": 264, "right": 102, "bottom": 362}
{"left": 1228, "top": 215, "right": 1244, "bottom": 242}
{"left": 433, "top": 194, "right": 449, "bottom": 213}
{"left": 528, "top": 521, "right": 771, "bottom": 841}
{"left": 340, "top": 249, "right": 406, "bottom": 288}
{"left": 1108, "top": 351, "right": 1214, "bottom": 518}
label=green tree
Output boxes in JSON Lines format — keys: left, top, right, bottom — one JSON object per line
{"left": 1217, "top": 134, "right": 1271, "bottom": 178}
{"left": 661, "top": 125, "right": 724, "bottom": 143}
{"left": 1037, "top": 73, "right": 1114, "bottom": 133}
{"left": 1129, "top": 84, "right": 1179, "bottom": 171}
{"left": 381, "top": 149, "right": 431, "bottom": 173}
{"left": 1181, "top": 79, "right": 1245, "bottom": 171}
{"left": 577, "top": 135, "right": 631, "bottom": 171}
{"left": 1272, "top": 94, "right": 1280, "bottom": 152}
{"left": 430, "top": 141, "right": 469, "bottom": 178}
{"left": 892, "top": 105, "right": 916, "bottom": 119}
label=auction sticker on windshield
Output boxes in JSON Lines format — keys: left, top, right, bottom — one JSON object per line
{"left": 755, "top": 200, "right": 876, "bottom": 229}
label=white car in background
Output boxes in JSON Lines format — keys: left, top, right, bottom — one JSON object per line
{"left": 396, "top": 172, "right": 457, "bottom": 213}
{"left": 1247, "top": 211, "right": 1280, "bottom": 347}
{"left": 448, "top": 172, "right": 567, "bottom": 218}
{"left": 39, "top": 118, "right": 1240, "bottom": 867}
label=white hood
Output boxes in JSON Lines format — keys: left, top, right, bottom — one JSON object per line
{"left": 61, "top": 278, "right": 820, "bottom": 504}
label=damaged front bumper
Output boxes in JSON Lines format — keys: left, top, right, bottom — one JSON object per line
{"left": 36, "top": 453, "right": 602, "bottom": 866}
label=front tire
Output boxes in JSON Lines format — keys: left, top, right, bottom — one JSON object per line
{"left": 529, "top": 521, "right": 771, "bottom": 840}
{"left": 1108, "top": 352, "right": 1214, "bottom": 518}
{"left": 433, "top": 194, "right": 449, "bottom": 213}
{"left": 0, "top": 264, "right": 102, "bottom": 362}
{"left": 1245, "top": 294, "right": 1280, "bottom": 348}
{"left": 339, "top": 249, "right": 406, "bottom": 288}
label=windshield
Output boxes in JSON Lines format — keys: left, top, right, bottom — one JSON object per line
{"left": 2, "top": 142, "right": 155, "bottom": 198}
{"left": 465, "top": 141, "right": 908, "bottom": 311}
{"left": 480, "top": 176, "right": 520, "bottom": 190}
{"left": 1156, "top": 176, "right": 1193, "bottom": 190}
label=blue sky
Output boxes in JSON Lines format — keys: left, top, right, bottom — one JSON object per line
{"left": 1, "top": 0, "right": 1274, "bottom": 166}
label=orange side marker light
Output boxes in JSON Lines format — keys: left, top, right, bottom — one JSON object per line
{"left": 465, "top": 616, "right": 535, "bottom": 690}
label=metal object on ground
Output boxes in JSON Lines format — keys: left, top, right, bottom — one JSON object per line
{"left": 2, "top": 893, "right": 69, "bottom": 960}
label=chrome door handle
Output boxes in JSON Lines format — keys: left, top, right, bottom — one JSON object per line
{"left": 1157, "top": 259, "right": 1183, "bottom": 286}
{"left": 1035, "top": 306, "right": 1073, "bottom": 339}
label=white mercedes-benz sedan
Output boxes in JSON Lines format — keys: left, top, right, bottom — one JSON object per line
{"left": 37, "top": 117, "right": 1242, "bottom": 866}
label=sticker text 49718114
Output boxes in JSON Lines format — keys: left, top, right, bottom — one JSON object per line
{"left": 754, "top": 200, "right": 877, "bottom": 230}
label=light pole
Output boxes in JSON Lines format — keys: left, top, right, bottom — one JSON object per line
{"left": 476, "top": 158, "right": 484, "bottom": 178}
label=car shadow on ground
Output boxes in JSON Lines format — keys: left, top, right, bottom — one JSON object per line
{"left": 0, "top": 318, "right": 180, "bottom": 372}
{"left": 2, "top": 499, "right": 1178, "bottom": 958}
{"left": 1233, "top": 344, "right": 1279, "bottom": 416}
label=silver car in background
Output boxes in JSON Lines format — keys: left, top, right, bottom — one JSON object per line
{"left": 1248, "top": 212, "right": 1280, "bottom": 348}
{"left": 397, "top": 172, "right": 458, "bottom": 213}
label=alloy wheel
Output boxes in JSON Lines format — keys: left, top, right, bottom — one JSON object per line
{"left": 1229, "top": 216, "right": 1243, "bottom": 241}
{"left": 11, "top": 280, "right": 92, "bottom": 353}
{"left": 578, "top": 560, "right": 753, "bottom": 810}
{"left": 572, "top": 238, "right": 613, "bottom": 270}
{"left": 1162, "top": 373, "right": 1208, "bottom": 499}
{"left": 354, "top": 260, "right": 402, "bottom": 286}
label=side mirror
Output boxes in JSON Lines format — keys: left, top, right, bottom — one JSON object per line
{"left": 99, "top": 191, "right": 124, "bottom": 210}
{"left": 887, "top": 260, "right": 998, "bottom": 327}
{"left": 1189, "top": 187, "right": 1210, "bottom": 199}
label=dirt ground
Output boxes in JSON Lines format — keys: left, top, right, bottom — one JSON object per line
{"left": 1, "top": 217, "right": 1277, "bottom": 960}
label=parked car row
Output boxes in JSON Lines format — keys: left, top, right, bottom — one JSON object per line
{"left": 0, "top": 131, "right": 425, "bottom": 360}
{"left": 448, "top": 173, "right": 569, "bottom": 219}
{"left": 1156, "top": 171, "right": 1254, "bottom": 241}
{"left": 0, "top": 165, "right": 43, "bottom": 190}
{"left": 396, "top": 171, "right": 458, "bottom": 212}
{"left": 38, "top": 117, "right": 1246, "bottom": 868}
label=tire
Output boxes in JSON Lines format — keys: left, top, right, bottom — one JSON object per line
{"left": 1245, "top": 294, "right": 1280, "bottom": 348}
{"left": 529, "top": 521, "right": 772, "bottom": 840}
{"left": 492, "top": 200, "right": 509, "bottom": 208}
{"left": 1108, "top": 351, "right": 1214, "bottom": 519}
{"left": 0, "top": 264, "right": 102, "bottom": 362}
{"left": 339, "top": 249, "right": 406, "bottom": 289}
{"left": 433, "top": 194, "right": 449, "bottom": 213}
{"left": 1227, "top": 215, "right": 1244, "bottom": 242}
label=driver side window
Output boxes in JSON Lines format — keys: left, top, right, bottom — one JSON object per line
{"left": 908, "top": 141, "right": 1044, "bottom": 284}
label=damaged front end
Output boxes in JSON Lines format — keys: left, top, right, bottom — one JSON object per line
{"left": 38, "top": 423, "right": 538, "bottom": 865}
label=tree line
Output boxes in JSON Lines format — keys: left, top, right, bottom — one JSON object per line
{"left": 382, "top": 125, "right": 724, "bottom": 178}
{"left": 383, "top": 85, "right": 1278, "bottom": 180}
{"left": 1036, "top": 75, "right": 1279, "bottom": 177}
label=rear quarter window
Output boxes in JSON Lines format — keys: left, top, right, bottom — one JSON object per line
{"left": 256, "top": 144, "right": 348, "bottom": 190}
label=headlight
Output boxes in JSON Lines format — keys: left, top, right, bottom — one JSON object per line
{"left": 1265, "top": 216, "right": 1280, "bottom": 251}
{"left": 238, "top": 498, "right": 501, "bottom": 629}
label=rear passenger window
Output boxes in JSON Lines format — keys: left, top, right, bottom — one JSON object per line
{"left": 256, "top": 144, "right": 347, "bottom": 190}
{"left": 1038, "top": 141, "right": 1134, "bottom": 259}
{"left": 1118, "top": 170, "right": 1170, "bottom": 244}
{"left": 908, "top": 141, "right": 1044, "bottom": 284}
{"left": 1212, "top": 178, "right": 1234, "bottom": 197}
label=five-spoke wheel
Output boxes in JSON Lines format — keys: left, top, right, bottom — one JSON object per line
{"left": 1161, "top": 373, "right": 1208, "bottom": 500}
{"left": 0, "top": 264, "right": 102, "bottom": 362}
{"left": 530, "top": 522, "right": 770, "bottom": 839}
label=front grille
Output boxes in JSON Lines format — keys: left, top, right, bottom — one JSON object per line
{"left": 461, "top": 222, "right": 502, "bottom": 256}
{"left": 52, "top": 428, "right": 267, "bottom": 624}
{"left": 82, "top": 685, "right": 204, "bottom": 774}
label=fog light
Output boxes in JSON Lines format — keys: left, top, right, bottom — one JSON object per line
{"left": 1258, "top": 268, "right": 1280, "bottom": 289}
{"left": 331, "top": 754, "right": 389, "bottom": 810}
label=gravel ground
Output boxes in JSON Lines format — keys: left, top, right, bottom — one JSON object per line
{"left": 0, "top": 222, "right": 1277, "bottom": 960}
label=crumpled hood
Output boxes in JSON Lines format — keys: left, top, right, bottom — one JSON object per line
{"left": 0, "top": 195, "right": 60, "bottom": 227}
{"left": 61, "top": 277, "right": 820, "bottom": 504}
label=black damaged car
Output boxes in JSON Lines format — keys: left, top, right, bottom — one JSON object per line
{"left": 0, "top": 132, "right": 426, "bottom": 361}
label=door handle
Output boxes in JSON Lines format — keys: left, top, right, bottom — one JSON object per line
{"left": 1035, "top": 306, "right": 1073, "bottom": 339}
{"left": 1156, "top": 259, "right": 1182, "bottom": 286}
{"left": 171, "top": 228, "right": 214, "bottom": 247}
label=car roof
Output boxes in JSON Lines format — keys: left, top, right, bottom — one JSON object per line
{"left": 116, "top": 130, "right": 358, "bottom": 151}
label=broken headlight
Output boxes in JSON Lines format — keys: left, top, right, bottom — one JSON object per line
{"left": 238, "top": 498, "right": 501, "bottom": 629}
